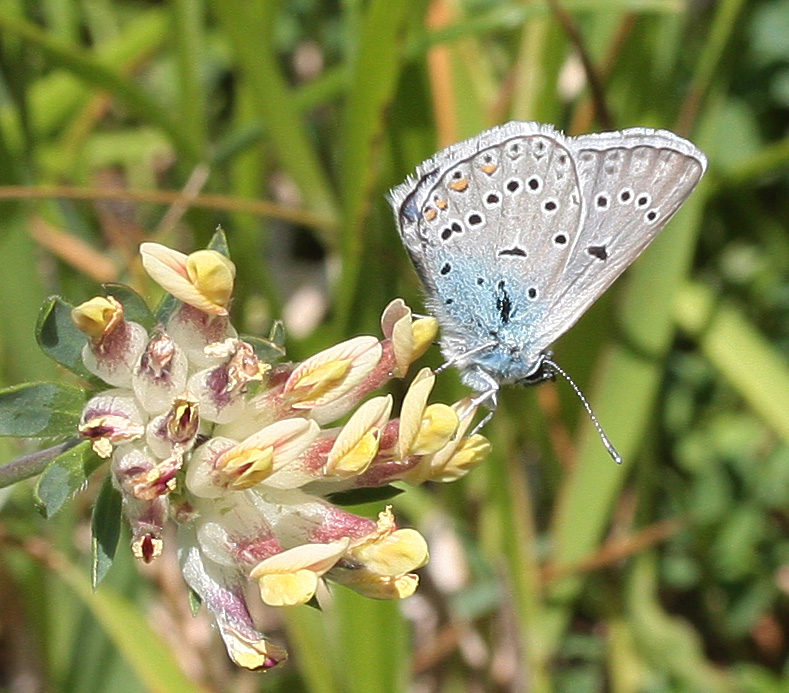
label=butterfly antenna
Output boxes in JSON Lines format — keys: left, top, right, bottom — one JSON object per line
{"left": 542, "top": 356, "right": 623, "bottom": 465}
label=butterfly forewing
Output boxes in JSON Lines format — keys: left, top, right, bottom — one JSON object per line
{"left": 391, "top": 123, "right": 586, "bottom": 379}
{"left": 530, "top": 129, "right": 707, "bottom": 347}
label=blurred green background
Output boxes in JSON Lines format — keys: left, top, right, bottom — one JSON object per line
{"left": 1, "top": 0, "right": 788, "bottom": 690}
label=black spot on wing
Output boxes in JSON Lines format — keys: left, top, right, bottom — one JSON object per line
{"left": 495, "top": 282, "right": 513, "bottom": 324}
{"left": 587, "top": 245, "right": 608, "bottom": 261}
{"left": 498, "top": 247, "right": 527, "bottom": 257}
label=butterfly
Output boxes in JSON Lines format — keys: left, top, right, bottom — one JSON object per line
{"left": 388, "top": 122, "right": 707, "bottom": 457}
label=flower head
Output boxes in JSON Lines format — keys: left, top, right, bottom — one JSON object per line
{"left": 64, "top": 239, "right": 491, "bottom": 669}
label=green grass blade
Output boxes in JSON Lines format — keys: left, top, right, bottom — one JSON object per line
{"left": 211, "top": 1, "right": 338, "bottom": 223}
{"left": 542, "top": 170, "right": 711, "bottom": 652}
{"left": 674, "top": 282, "right": 789, "bottom": 445}
{"left": 0, "top": 12, "right": 201, "bottom": 163}
{"left": 52, "top": 552, "right": 209, "bottom": 693}
{"left": 336, "top": 0, "right": 415, "bottom": 327}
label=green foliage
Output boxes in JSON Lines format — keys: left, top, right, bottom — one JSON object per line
{"left": 101, "top": 284, "right": 157, "bottom": 332}
{"left": 0, "top": 382, "right": 88, "bottom": 438}
{"left": 0, "top": 0, "right": 787, "bottom": 690}
{"left": 92, "top": 474, "right": 122, "bottom": 588}
{"left": 34, "top": 440, "right": 103, "bottom": 518}
{"left": 35, "top": 297, "right": 93, "bottom": 380}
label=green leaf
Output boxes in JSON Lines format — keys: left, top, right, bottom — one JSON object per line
{"left": 304, "top": 595, "right": 322, "bottom": 611}
{"left": 326, "top": 485, "right": 403, "bottom": 506}
{"left": 92, "top": 473, "right": 122, "bottom": 588}
{"left": 187, "top": 588, "right": 202, "bottom": 616}
{"left": 35, "top": 296, "right": 93, "bottom": 379}
{"left": 240, "top": 334, "right": 286, "bottom": 363}
{"left": 207, "top": 226, "right": 230, "bottom": 256}
{"left": 101, "top": 283, "right": 157, "bottom": 331}
{"left": 154, "top": 295, "right": 181, "bottom": 324}
{"left": 0, "top": 382, "right": 89, "bottom": 437}
{"left": 34, "top": 440, "right": 104, "bottom": 518}
{"left": 269, "top": 319, "right": 286, "bottom": 348}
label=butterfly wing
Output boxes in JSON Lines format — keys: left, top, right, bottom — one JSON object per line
{"left": 531, "top": 128, "right": 707, "bottom": 347}
{"left": 390, "top": 123, "right": 706, "bottom": 391}
{"left": 389, "top": 122, "right": 586, "bottom": 387}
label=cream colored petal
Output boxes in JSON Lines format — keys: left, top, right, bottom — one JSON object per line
{"left": 186, "top": 249, "right": 236, "bottom": 311}
{"left": 222, "top": 448, "right": 275, "bottom": 490}
{"left": 324, "top": 396, "right": 393, "bottom": 476}
{"left": 140, "top": 242, "right": 229, "bottom": 316}
{"left": 249, "top": 539, "right": 350, "bottom": 579}
{"left": 219, "top": 623, "right": 288, "bottom": 671}
{"left": 71, "top": 295, "right": 123, "bottom": 339}
{"left": 431, "top": 434, "right": 491, "bottom": 482}
{"left": 284, "top": 336, "right": 382, "bottom": 409}
{"left": 338, "top": 572, "right": 420, "bottom": 600}
{"left": 427, "top": 397, "right": 477, "bottom": 461}
{"left": 410, "top": 317, "right": 438, "bottom": 362}
{"left": 403, "top": 397, "right": 491, "bottom": 483}
{"left": 397, "top": 368, "right": 435, "bottom": 457}
{"left": 380, "top": 298, "right": 410, "bottom": 339}
{"left": 349, "top": 528, "right": 429, "bottom": 575}
{"left": 222, "top": 418, "right": 320, "bottom": 469}
{"left": 410, "top": 403, "right": 459, "bottom": 456}
{"left": 258, "top": 569, "right": 320, "bottom": 607}
{"left": 390, "top": 311, "right": 415, "bottom": 376}
{"left": 390, "top": 311, "right": 437, "bottom": 377}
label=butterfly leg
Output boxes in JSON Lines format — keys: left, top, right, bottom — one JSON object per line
{"left": 467, "top": 369, "right": 500, "bottom": 435}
